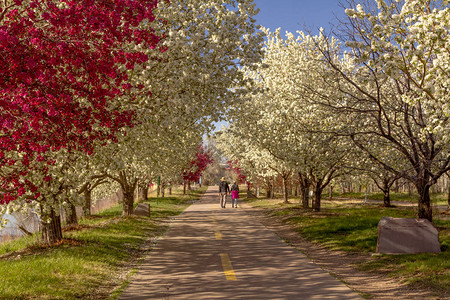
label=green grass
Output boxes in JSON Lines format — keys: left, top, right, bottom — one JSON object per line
{"left": 290, "top": 207, "right": 417, "bottom": 252}
{"left": 359, "top": 252, "right": 450, "bottom": 294}
{"left": 245, "top": 196, "right": 450, "bottom": 295}
{"left": 0, "top": 186, "right": 207, "bottom": 299}
{"left": 246, "top": 188, "right": 449, "bottom": 206}
{"left": 0, "top": 233, "right": 41, "bottom": 256}
{"left": 333, "top": 191, "right": 448, "bottom": 205}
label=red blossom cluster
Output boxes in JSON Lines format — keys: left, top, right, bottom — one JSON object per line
{"left": 0, "top": 0, "right": 161, "bottom": 203}
{"left": 183, "top": 146, "right": 214, "bottom": 183}
{"left": 227, "top": 160, "right": 246, "bottom": 184}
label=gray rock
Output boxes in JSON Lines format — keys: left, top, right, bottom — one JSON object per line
{"left": 376, "top": 217, "right": 441, "bottom": 254}
{"left": 133, "top": 203, "right": 150, "bottom": 217}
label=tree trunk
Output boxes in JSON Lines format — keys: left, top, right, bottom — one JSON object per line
{"left": 329, "top": 185, "right": 333, "bottom": 200}
{"left": 122, "top": 186, "right": 135, "bottom": 216}
{"left": 65, "top": 202, "right": 78, "bottom": 226}
{"left": 382, "top": 180, "right": 391, "bottom": 207}
{"left": 408, "top": 182, "right": 413, "bottom": 196}
{"left": 282, "top": 176, "right": 288, "bottom": 204}
{"left": 188, "top": 181, "right": 191, "bottom": 191}
{"left": 393, "top": 180, "right": 400, "bottom": 193}
{"left": 446, "top": 173, "right": 450, "bottom": 211}
{"left": 312, "top": 184, "right": 323, "bottom": 212}
{"left": 266, "top": 182, "right": 272, "bottom": 198}
{"left": 183, "top": 181, "right": 186, "bottom": 195}
{"left": 83, "top": 188, "right": 92, "bottom": 217}
{"left": 447, "top": 181, "right": 450, "bottom": 211}
{"left": 136, "top": 185, "right": 147, "bottom": 202}
{"left": 270, "top": 184, "right": 275, "bottom": 199}
{"left": 298, "top": 172, "right": 309, "bottom": 208}
{"left": 41, "top": 207, "right": 63, "bottom": 244}
{"left": 416, "top": 182, "right": 432, "bottom": 222}
{"left": 383, "top": 190, "right": 391, "bottom": 207}
{"left": 302, "top": 188, "right": 309, "bottom": 208}
{"left": 143, "top": 185, "right": 149, "bottom": 201}
{"left": 169, "top": 187, "right": 172, "bottom": 195}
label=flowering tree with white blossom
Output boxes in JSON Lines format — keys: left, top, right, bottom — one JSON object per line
{"left": 82, "top": 0, "right": 265, "bottom": 216}
{"left": 220, "top": 28, "right": 355, "bottom": 210}
{"left": 312, "top": 0, "right": 450, "bottom": 221}
{"left": 220, "top": 0, "right": 449, "bottom": 220}
{"left": 81, "top": 0, "right": 264, "bottom": 216}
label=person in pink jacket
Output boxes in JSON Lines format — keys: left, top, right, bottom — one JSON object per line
{"left": 230, "top": 181, "right": 239, "bottom": 208}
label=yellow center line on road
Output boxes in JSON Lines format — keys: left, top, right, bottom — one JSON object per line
{"left": 220, "top": 253, "right": 237, "bottom": 280}
{"left": 215, "top": 230, "right": 222, "bottom": 240}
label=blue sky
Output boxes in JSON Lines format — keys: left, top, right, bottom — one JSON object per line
{"left": 212, "top": 1, "right": 348, "bottom": 133}
{"left": 253, "top": 0, "right": 347, "bottom": 36}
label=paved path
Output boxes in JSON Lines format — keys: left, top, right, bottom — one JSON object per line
{"left": 120, "top": 186, "right": 361, "bottom": 299}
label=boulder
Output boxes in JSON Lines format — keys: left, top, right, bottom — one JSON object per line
{"left": 133, "top": 203, "right": 150, "bottom": 217}
{"left": 376, "top": 217, "right": 441, "bottom": 254}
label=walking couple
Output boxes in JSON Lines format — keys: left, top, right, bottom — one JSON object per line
{"left": 219, "top": 177, "right": 239, "bottom": 208}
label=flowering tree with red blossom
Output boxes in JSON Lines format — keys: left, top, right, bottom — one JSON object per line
{"left": 182, "top": 146, "right": 214, "bottom": 193}
{"left": 227, "top": 161, "right": 247, "bottom": 184}
{"left": 0, "top": 0, "right": 160, "bottom": 243}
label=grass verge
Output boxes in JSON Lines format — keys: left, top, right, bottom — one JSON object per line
{"left": 245, "top": 196, "right": 450, "bottom": 296}
{"left": 331, "top": 191, "right": 448, "bottom": 206}
{"left": 255, "top": 188, "right": 448, "bottom": 206}
{"left": 0, "top": 186, "right": 207, "bottom": 299}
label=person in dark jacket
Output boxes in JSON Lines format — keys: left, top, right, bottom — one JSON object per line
{"left": 219, "top": 177, "right": 230, "bottom": 208}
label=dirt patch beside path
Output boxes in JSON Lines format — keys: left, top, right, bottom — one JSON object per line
{"left": 243, "top": 204, "right": 445, "bottom": 300}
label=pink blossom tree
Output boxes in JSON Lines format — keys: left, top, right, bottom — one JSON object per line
{"left": 227, "top": 161, "right": 247, "bottom": 184}
{"left": 0, "top": 0, "right": 160, "bottom": 243}
{"left": 182, "top": 146, "right": 214, "bottom": 193}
